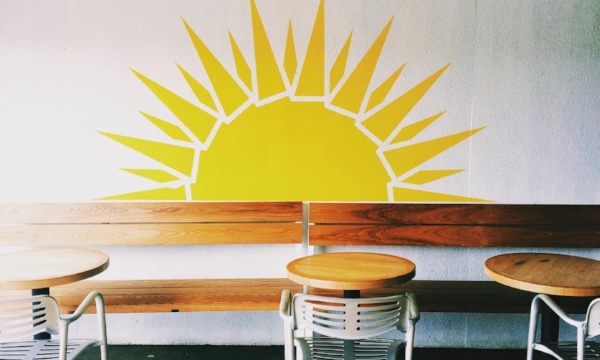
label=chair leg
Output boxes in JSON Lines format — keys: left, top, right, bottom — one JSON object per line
{"left": 60, "top": 322, "right": 69, "bottom": 360}
{"left": 95, "top": 294, "right": 108, "bottom": 360}
{"left": 527, "top": 296, "right": 541, "bottom": 360}
{"left": 404, "top": 325, "right": 414, "bottom": 360}
{"left": 576, "top": 327, "right": 585, "bottom": 360}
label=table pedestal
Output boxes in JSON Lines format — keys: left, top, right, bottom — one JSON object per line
{"left": 343, "top": 290, "right": 360, "bottom": 299}
{"left": 32, "top": 287, "right": 51, "bottom": 340}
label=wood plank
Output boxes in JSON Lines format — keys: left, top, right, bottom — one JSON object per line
{"left": 0, "top": 278, "right": 590, "bottom": 314}
{"left": 309, "top": 225, "right": 600, "bottom": 247}
{"left": 1, "top": 279, "right": 590, "bottom": 314}
{"left": 0, "top": 202, "right": 303, "bottom": 224}
{"left": 0, "top": 223, "right": 302, "bottom": 246}
{"left": 310, "top": 281, "right": 594, "bottom": 314}
{"left": 309, "top": 203, "right": 600, "bottom": 225}
{"left": 0, "top": 279, "right": 304, "bottom": 313}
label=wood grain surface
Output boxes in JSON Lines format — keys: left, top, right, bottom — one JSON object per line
{"left": 309, "top": 203, "right": 600, "bottom": 225}
{"left": 0, "top": 202, "right": 303, "bottom": 246}
{"left": 287, "top": 252, "right": 415, "bottom": 290}
{"left": 0, "top": 248, "right": 109, "bottom": 290}
{"left": 51, "top": 278, "right": 301, "bottom": 313}
{"left": 308, "top": 203, "right": 600, "bottom": 247}
{"left": 0, "top": 279, "right": 592, "bottom": 314}
{"left": 0, "top": 202, "right": 303, "bottom": 223}
{"left": 309, "top": 224, "right": 599, "bottom": 247}
{"left": 0, "top": 223, "right": 302, "bottom": 246}
{"left": 485, "top": 253, "right": 600, "bottom": 297}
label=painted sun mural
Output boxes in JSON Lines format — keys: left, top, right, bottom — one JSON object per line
{"left": 100, "top": 0, "right": 488, "bottom": 202}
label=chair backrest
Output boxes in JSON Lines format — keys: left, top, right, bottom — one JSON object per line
{"left": 292, "top": 293, "right": 409, "bottom": 340}
{"left": 0, "top": 295, "right": 61, "bottom": 341}
{"left": 585, "top": 298, "right": 600, "bottom": 338}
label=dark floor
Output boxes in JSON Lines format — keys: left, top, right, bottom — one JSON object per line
{"left": 79, "top": 345, "right": 527, "bottom": 359}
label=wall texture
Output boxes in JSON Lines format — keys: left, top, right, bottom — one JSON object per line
{"left": 1, "top": 0, "right": 599, "bottom": 348}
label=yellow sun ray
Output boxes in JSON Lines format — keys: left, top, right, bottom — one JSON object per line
{"left": 402, "top": 169, "right": 464, "bottom": 185}
{"left": 363, "top": 63, "right": 450, "bottom": 141}
{"left": 176, "top": 64, "right": 217, "bottom": 111}
{"left": 121, "top": 168, "right": 180, "bottom": 183}
{"left": 391, "top": 111, "right": 446, "bottom": 143}
{"left": 250, "top": 0, "right": 286, "bottom": 99}
{"left": 138, "top": 111, "right": 192, "bottom": 142}
{"left": 366, "top": 64, "right": 406, "bottom": 112}
{"left": 99, "top": 186, "right": 186, "bottom": 200}
{"left": 284, "top": 20, "right": 297, "bottom": 85}
{"left": 107, "top": 2, "right": 489, "bottom": 203}
{"left": 331, "top": 18, "right": 393, "bottom": 113}
{"left": 100, "top": 132, "right": 195, "bottom": 176}
{"left": 228, "top": 32, "right": 253, "bottom": 91}
{"left": 131, "top": 69, "right": 216, "bottom": 143}
{"left": 329, "top": 31, "right": 353, "bottom": 91}
{"left": 384, "top": 127, "right": 485, "bottom": 177}
{"left": 393, "top": 187, "right": 493, "bottom": 202}
{"left": 183, "top": 18, "right": 248, "bottom": 115}
{"left": 296, "top": 0, "right": 324, "bottom": 96}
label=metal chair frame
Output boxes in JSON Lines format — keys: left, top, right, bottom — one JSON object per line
{"left": 527, "top": 294, "right": 600, "bottom": 360}
{"left": 0, "top": 291, "right": 107, "bottom": 360}
{"left": 280, "top": 290, "right": 419, "bottom": 360}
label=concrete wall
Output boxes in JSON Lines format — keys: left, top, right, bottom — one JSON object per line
{"left": 1, "top": 0, "right": 599, "bottom": 348}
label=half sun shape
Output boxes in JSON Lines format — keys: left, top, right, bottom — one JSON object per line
{"left": 100, "top": 0, "right": 489, "bottom": 202}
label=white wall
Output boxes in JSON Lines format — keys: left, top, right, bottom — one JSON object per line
{"left": 0, "top": 0, "right": 598, "bottom": 348}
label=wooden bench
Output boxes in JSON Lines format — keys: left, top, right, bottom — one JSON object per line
{"left": 0, "top": 202, "right": 598, "bottom": 314}
{"left": 0, "top": 202, "right": 304, "bottom": 313}
{"left": 307, "top": 203, "right": 600, "bottom": 313}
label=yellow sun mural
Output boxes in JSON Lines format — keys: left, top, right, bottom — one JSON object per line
{"left": 100, "top": 0, "right": 489, "bottom": 202}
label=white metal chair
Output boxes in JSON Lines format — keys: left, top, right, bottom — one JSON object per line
{"left": 0, "top": 291, "right": 107, "bottom": 360}
{"left": 527, "top": 294, "right": 600, "bottom": 360}
{"left": 279, "top": 290, "right": 419, "bottom": 360}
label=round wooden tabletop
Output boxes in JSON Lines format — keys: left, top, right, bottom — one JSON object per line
{"left": 287, "top": 252, "right": 416, "bottom": 290}
{"left": 0, "top": 248, "right": 109, "bottom": 290}
{"left": 485, "top": 252, "right": 600, "bottom": 297}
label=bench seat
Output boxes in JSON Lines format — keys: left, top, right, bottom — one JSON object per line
{"left": 2, "top": 279, "right": 591, "bottom": 315}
